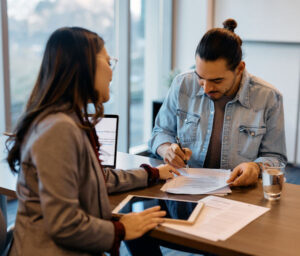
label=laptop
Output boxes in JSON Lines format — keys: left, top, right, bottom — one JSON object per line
{"left": 94, "top": 114, "right": 119, "bottom": 168}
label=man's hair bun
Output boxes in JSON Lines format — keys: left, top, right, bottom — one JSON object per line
{"left": 223, "top": 18, "right": 237, "bottom": 32}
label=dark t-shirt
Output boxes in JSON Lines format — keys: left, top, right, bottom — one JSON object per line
{"left": 204, "top": 96, "right": 233, "bottom": 168}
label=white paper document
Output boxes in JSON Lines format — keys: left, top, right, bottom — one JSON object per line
{"left": 162, "top": 196, "right": 270, "bottom": 241}
{"left": 161, "top": 168, "right": 232, "bottom": 195}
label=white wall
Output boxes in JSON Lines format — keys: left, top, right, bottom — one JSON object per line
{"left": 243, "top": 42, "right": 300, "bottom": 163}
{"left": 172, "top": 0, "right": 212, "bottom": 71}
{"left": 214, "top": 0, "right": 300, "bottom": 43}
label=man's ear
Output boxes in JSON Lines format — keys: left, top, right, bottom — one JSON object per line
{"left": 236, "top": 61, "right": 245, "bottom": 75}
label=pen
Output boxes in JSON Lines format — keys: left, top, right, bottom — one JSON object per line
{"left": 175, "top": 136, "right": 189, "bottom": 169}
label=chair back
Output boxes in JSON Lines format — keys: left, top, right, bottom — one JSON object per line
{"left": 0, "top": 208, "right": 6, "bottom": 254}
{"left": 0, "top": 208, "right": 13, "bottom": 256}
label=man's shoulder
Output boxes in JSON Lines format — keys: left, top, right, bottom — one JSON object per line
{"left": 173, "top": 70, "right": 194, "bottom": 84}
{"left": 245, "top": 73, "right": 283, "bottom": 111}
{"left": 172, "top": 70, "right": 201, "bottom": 96}
{"left": 249, "top": 74, "right": 282, "bottom": 97}
{"left": 177, "top": 70, "right": 194, "bottom": 78}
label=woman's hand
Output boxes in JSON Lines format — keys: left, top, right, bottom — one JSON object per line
{"left": 157, "top": 164, "right": 181, "bottom": 180}
{"left": 120, "top": 206, "right": 166, "bottom": 240}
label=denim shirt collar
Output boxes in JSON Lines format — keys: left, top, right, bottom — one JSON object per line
{"left": 233, "top": 69, "right": 251, "bottom": 109}
{"left": 195, "top": 69, "right": 251, "bottom": 108}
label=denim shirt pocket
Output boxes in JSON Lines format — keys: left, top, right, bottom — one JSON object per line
{"left": 176, "top": 109, "right": 200, "bottom": 142}
{"left": 238, "top": 125, "right": 266, "bottom": 159}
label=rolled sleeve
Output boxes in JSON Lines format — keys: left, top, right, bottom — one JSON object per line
{"left": 105, "top": 167, "right": 148, "bottom": 194}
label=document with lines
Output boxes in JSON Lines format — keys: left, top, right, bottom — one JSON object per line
{"left": 161, "top": 168, "right": 232, "bottom": 195}
{"left": 162, "top": 196, "right": 270, "bottom": 241}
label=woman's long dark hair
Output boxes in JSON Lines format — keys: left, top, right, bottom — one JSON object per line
{"left": 7, "top": 27, "right": 104, "bottom": 173}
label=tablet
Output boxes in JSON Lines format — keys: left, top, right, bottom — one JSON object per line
{"left": 112, "top": 195, "right": 204, "bottom": 224}
{"left": 95, "top": 115, "right": 119, "bottom": 168}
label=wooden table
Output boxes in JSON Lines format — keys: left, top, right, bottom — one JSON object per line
{"left": 1, "top": 147, "right": 300, "bottom": 255}
{"left": 110, "top": 154, "right": 300, "bottom": 256}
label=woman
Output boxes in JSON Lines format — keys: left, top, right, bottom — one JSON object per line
{"left": 6, "top": 27, "right": 179, "bottom": 256}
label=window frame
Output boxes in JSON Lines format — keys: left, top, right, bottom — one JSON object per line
{"left": 0, "top": 0, "right": 11, "bottom": 133}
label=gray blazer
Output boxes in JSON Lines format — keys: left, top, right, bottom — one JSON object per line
{"left": 9, "top": 111, "right": 149, "bottom": 256}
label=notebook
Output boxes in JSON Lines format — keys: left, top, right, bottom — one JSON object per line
{"left": 94, "top": 115, "right": 119, "bottom": 168}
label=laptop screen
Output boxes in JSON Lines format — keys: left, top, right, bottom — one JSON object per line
{"left": 94, "top": 115, "right": 119, "bottom": 168}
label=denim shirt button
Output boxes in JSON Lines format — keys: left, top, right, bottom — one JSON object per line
{"left": 251, "top": 132, "right": 255, "bottom": 136}
{"left": 226, "top": 116, "right": 230, "bottom": 120}
{"left": 184, "top": 119, "right": 188, "bottom": 123}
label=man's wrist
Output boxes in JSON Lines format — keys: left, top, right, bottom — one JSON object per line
{"left": 157, "top": 143, "right": 171, "bottom": 159}
{"left": 254, "top": 162, "right": 263, "bottom": 178}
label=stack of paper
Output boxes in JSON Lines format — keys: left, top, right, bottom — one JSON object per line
{"left": 161, "top": 168, "right": 232, "bottom": 195}
{"left": 162, "top": 196, "right": 270, "bottom": 241}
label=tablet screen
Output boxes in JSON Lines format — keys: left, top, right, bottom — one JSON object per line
{"left": 118, "top": 196, "right": 198, "bottom": 221}
{"left": 95, "top": 115, "right": 119, "bottom": 168}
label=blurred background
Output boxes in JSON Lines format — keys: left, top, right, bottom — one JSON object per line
{"left": 1, "top": 0, "right": 300, "bottom": 166}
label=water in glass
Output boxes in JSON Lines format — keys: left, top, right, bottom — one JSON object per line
{"left": 262, "top": 168, "right": 284, "bottom": 200}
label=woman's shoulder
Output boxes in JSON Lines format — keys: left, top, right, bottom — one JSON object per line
{"left": 36, "top": 112, "right": 79, "bottom": 132}
{"left": 24, "top": 112, "right": 84, "bottom": 151}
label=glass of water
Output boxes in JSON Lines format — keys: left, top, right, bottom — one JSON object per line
{"left": 262, "top": 164, "right": 285, "bottom": 200}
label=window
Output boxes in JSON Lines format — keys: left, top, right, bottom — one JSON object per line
{"left": 130, "top": 0, "right": 145, "bottom": 148}
{"left": 7, "top": 0, "right": 115, "bottom": 127}
{"left": 1, "top": 0, "right": 172, "bottom": 153}
{"left": 129, "top": 0, "right": 172, "bottom": 153}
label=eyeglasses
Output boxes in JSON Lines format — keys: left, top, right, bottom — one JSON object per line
{"left": 109, "top": 57, "right": 118, "bottom": 71}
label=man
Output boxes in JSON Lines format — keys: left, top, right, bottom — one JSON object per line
{"left": 148, "top": 19, "right": 287, "bottom": 187}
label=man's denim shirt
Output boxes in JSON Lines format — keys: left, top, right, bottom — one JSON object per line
{"left": 149, "top": 70, "right": 287, "bottom": 169}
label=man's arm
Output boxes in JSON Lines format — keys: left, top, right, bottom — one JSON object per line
{"left": 228, "top": 91, "right": 287, "bottom": 187}
{"left": 148, "top": 74, "right": 193, "bottom": 168}
{"left": 254, "top": 92, "right": 287, "bottom": 167}
{"left": 148, "top": 76, "right": 180, "bottom": 156}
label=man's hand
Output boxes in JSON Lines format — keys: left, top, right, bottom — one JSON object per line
{"left": 120, "top": 206, "right": 166, "bottom": 240}
{"left": 227, "top": 162, "right": 260, "bottom": 186}
{"left": 157, "top": 143, "right": 192, "bottom": 169}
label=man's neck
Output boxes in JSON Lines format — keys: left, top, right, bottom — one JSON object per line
{"left": 226, "top": 72, "right": 243, "bottom": 98}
